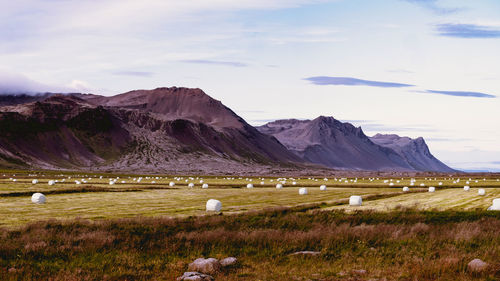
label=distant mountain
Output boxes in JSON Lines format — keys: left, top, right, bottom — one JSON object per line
{"left": 0, "top": 88, "right": 302, "bottom": 173}
{"left": 370, "top": 134, "right": 456, "bottom": 172}
{"left": 257, "top": 117, "right": 455, "bottom": 172}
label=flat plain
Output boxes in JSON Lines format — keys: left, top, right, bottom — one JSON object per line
{"left": 1, "top": 171, "right": 499, "bottom": 280}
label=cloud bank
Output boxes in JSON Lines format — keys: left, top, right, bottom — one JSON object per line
{"left": 403, "top": 0, "right": 459, "bottom": 15}
{"left": 304, "top": 76, "right": 414, "bottom": 88}
{"left": 181, "top": 59, "right": 249, "bottom": 67}
{"left": 0, "top": 71, "right": 90, "bottom": 94}
{"left": 424, "top": 90, "right": 495, "bottom": 98}
{"left": 435, "top": 23, "right": 500, "bottom": 38}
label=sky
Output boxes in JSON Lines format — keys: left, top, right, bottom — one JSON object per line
{"left": 1, "top": 0, "right": 500, "bottom": 171}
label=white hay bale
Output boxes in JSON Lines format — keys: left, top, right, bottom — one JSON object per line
{"left": 292, "top": 181, "right": 297, "bottom": 185}
{"left": 438, "top": 182, "right": 443, "bottom": 186}
{"left": 188, "top": 183, "right": 194, "bottom": 188}
{"left": 299, "top": 187, "right": 308, "bottom": 195}
{"left": 169, "top": 182, "right": 175, "bottom": 187}
{"left": 349, "top": 195, "right": 362, "bottom": 206}
{"left": 276, "top": 183, "right": 283, "bottom": 189}
{"left": 320, "top": 185, "right": 327, "bottom": 191}
{"left": 464, "top": 185, "right": 470, "bottom": 191}
{"left": 403, "top": 186, "right": 409, "bottom": 192}
{"left": 206, "top": 199, "right": 222, "bottom": 212}
{"left": 428, "top": 186, "right": 435, "bottom": 193}
{"left": 487, "top": 198, "right": 500, "bottom": 211}
{"left": 48, "top": 180, "right": 55, "bottom": 186}
{"left": 32, "top": 179, "right": 38, "bottom": 184}
{"left": 246, "top": 183, "right": 253, "bottom": 188}
{"left": 109, "top": 181, "right": 115, "bottom": 185}
{"left": 31, "top": 193, "right": 46, "bottom": 204}
{"left": 478, "top": 189, "right": 485, "bottom": 196}
{"left": 486, "top": 198, "right": 500, "bottom": 210}
{"left": 420, "top": 183, "right": 425, "bottom": 187}
{"left": 260, "top": 181, "right": 265, "bottom": 185}
{"left": 202, "top": 183, "right": 209, "bottom": 189}
{"left": 389, "top": 182, "right": 394, "bottom": 186}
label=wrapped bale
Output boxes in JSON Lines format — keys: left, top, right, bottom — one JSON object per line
{"left": 487, "top": 198, "right": 500, "bottom": 211}
{"left": 31, "top": 193, "right": 46, "bottom": 204}
{"left": 299, "top": 187, "right": 308, "bottom": 195}
{"left": 402, "top": 186, "right": 409, "bottom": 192}
{"left": 428, "top": 186, "right": 435, "bottom": 193}
{"left": 246, "top": 183, "right": 253, "bottom": 188}
{"left": 478, "top": 189, "right": 485, "bottom": 196}
{"left": 206, "top": 199, "right": 222, "bottom": 212}
{"left": 276, "top": 183, "right": 283, "bottom": 189}
{"left": 202, "top": 183, "right": 209, "bottom": 189}
{"left": 349, "top": 195, "right": 362, "bottom": 206}
{"left": 320, "top": 185, "right": 327, "bottom": 191}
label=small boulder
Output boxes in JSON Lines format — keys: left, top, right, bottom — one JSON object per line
{"left": 188, "top": 258, "right": 221, "bottom": 275}
{"left": 352, "top": 269, "right": 367, "bottom": 275}
{"left": 468, "top": 259, "right": 488, "bottom": 272}
{"left": 220, "top": 257, "right": 237, "bottom": 267}
{"left": 176, "top": 272, "right": 214, "bottom": 281}
{"left": 288, "top": 251, "right": 321, "bottom": 256}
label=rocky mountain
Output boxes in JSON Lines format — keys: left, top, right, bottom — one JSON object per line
{"left": 257, "top": 117, "right": 455, "bottom": 172}
{"left": 0, "top": 88, "right": 303, "bottom": 173}
{"left": 369, "top": 133, "right": 455, "bottom": 172}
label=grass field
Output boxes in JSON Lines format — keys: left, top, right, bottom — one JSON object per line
{"left": 1, "top": 171, "right": 499, "bottom": 280}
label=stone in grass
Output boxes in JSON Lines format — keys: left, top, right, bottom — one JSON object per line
{"left": 220, "top": 257, "right": 237, "bottom": 267}
{"left": 467, "top": 259, "right": 488, "bottom": 272}
{"left": 177, "top": 272, "right": 214, "bottom": 281}
{"left": 188, "top": 258, "right": 221, "bottom": 275}
{"left": 288, "top": 251, "right": 321, "bottom": 256}
{"left": 352, "top": 269, "right": 367, "bottom": 275}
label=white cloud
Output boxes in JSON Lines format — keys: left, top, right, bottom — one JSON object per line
{"left": 0, "top": 71, "right": 92, "bottom": 94}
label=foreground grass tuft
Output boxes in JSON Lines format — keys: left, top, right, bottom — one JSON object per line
{"left": 1, "top": 208, "right": 499, "bottom": 280}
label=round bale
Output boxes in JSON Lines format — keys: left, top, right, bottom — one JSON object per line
{"left": 31, "top": 193, "right": 46, "bottom": 204}
{"left": 299, "top": 187, "right": 308, "bottom": 195}
{"left": 349, "top": 195, "right": 362, "bottom": 206}
{"left": 206, "top": 199, "right": 222, "bottom": 212}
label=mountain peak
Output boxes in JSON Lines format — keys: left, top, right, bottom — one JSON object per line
{"left": 370, "top": 133, "right": 455, "bottom": 172}
{"left": 83, "top": 87, "right": 246, "bottom": 129}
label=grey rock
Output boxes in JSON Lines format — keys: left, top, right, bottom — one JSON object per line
{"left": 220, "top": 257, "right": 237, "bottom": 267}
{"left": 353, "top": 269, "right": 367, "bottom": 275}
{"left": 188, "top": 258, "right": 222, "bottom": 275}
{"left": 176, "top": 272, "right": 214, "bottom": 281}
{"left": 288, "top": 251, "right": 321, "bottom": 256}
{"left": 467, "top": 259, "right": 488, "bottom": 272}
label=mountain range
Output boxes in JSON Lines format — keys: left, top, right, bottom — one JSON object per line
{"left": 0, "top": 87, "right": 455, "bottom": 173}
{"left": 257, "top": 118, "right": 455, "bottom": 172}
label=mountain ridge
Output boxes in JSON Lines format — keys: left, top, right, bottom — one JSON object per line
{"left": 257, "top": 116, "right": 455, "bottom": 172}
